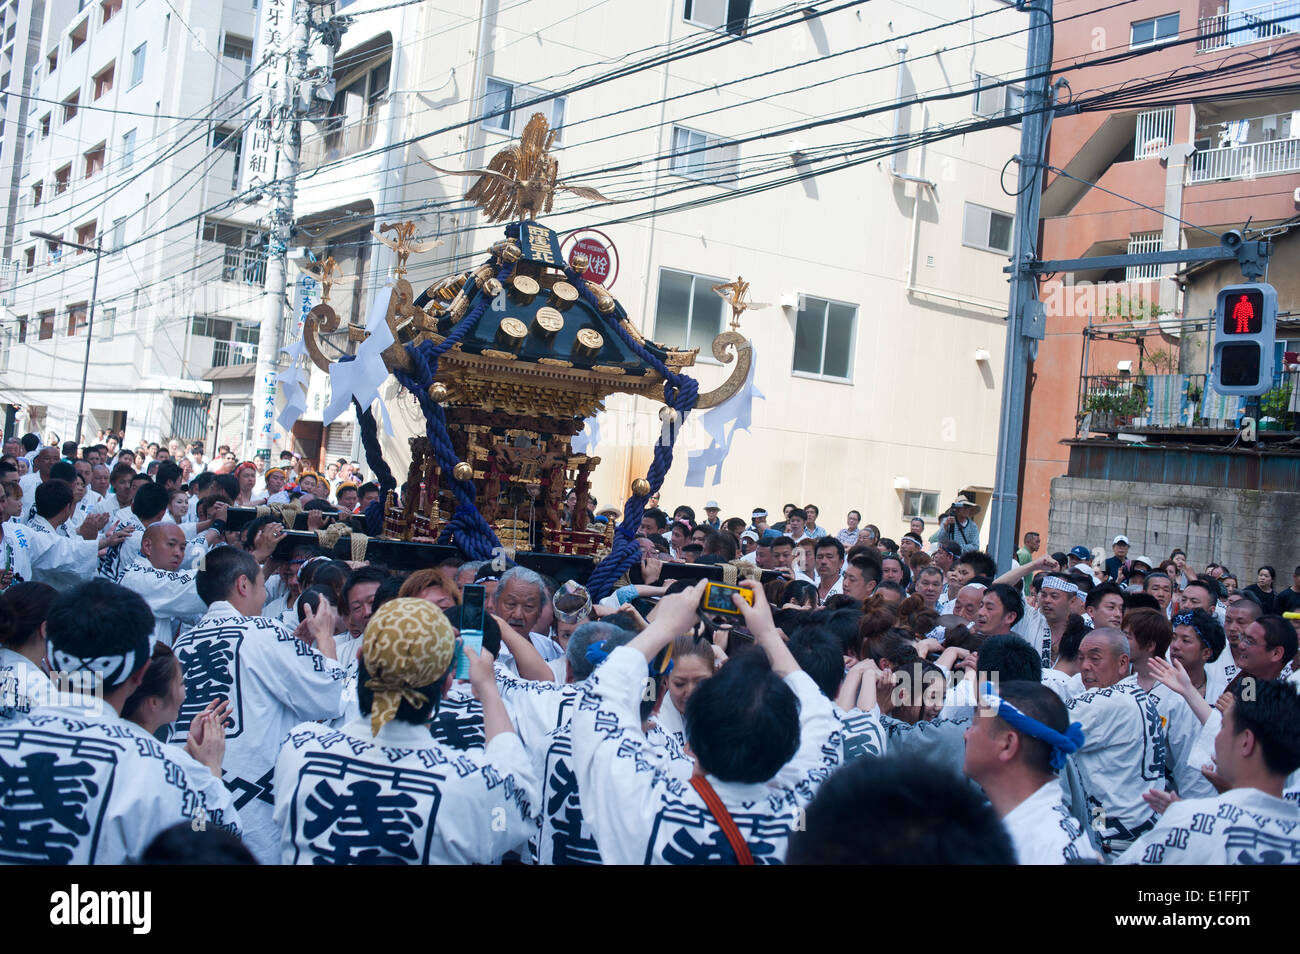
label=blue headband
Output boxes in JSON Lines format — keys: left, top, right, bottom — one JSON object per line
{"left": 586, "top": 639, "right": 674, "bottom": 678}
{"left": 1173, "top": 612, "right": 1214, "bottom": 653}
{"left": 983, "top": 683, "right": 1084, "bottom": 771}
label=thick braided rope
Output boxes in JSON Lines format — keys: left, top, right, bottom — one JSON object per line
{"left": 554, "top": 257, "right": 701, "bottom": 600}
{"left": 351, "top": 395, "right": 397, "bottom": 494}
{"left": 390, "top": 259, "right": 514, "bottom": 560}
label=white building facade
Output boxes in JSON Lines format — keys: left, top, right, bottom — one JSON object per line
{"left": 4, "top": 0, "right": 1027, "bottom": 537}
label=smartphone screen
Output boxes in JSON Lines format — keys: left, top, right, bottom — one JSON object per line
{"left": 455, "top": 584, "right": 487, "bottom": 679}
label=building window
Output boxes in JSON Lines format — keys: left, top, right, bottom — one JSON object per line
{"left": 962, "top": 202, "right": 1014, "bottom": 254}
{"left": 973, "top": 73, "right": 1025, "bottom": 120}
{"left": 684, "top": 0, "right": 751, "bottom": 37}
{"left": 76, "top": 221, "right": 96, "bottom": 250}
{"left": 93, "top": 62, "right": 114, "bottom": 99}
{"left": 903, "top": 490, "right": 941, "bottom": 520}
{"left": 45, "top": 239, "right": 62, "bottom": 264}
{"left": 46, "top": 48, "right": 57, "bottom": 74}
{"left": 0, "top": 328, "right": 9, "bottom": 372}
{"left": 67, "top": 302, "right": 89, "bottom": 336}
{"left": 69, "top": 18, "right": 88, "bottom": 53}
{"left": 1131, "top": 13, "right": 1178, "bottom": 49}
{"left": 24, "top": 248, "right": 35, "bottom": 273}
{"left": 62, "top": 91, "right": 79, "bottom": 124}
{"left": 121, "top": 128, "right": 136, "bottom": 170}
{"left": 653, "top": 268, "right": 727, "bottom": 354}
{"left": 130, "top": 43, "right": 146, "bottom": 87}
{"left": 100, "top": 307, "right": 116, "bottom": 341}
{"left": 17, "top": 315, "right": 28, "bottom": 344}
{"left": 111, "top": 217, "right": 126, "bottom": 249}
{"left": 669, "top": 125, "right": 739, "bottom": 186}
{"left": 39, "top": 113, "right": 51, "bottom": 138}
{"left": 38, "top": 310, "right": 55, "bottom": 340}
{"left": 792, "top": 294, "right": 856, "bottom": 380}
{"left": 222, "top": 33, "right": 253, "bottom": 64}
{"left": 30, "top": 182, "right": 41, "bottom": 207}
{"left": 84, "top": 143, "right": 105, "bottom": 179}
{"left": 203, "top": 220, "right": 267, "bottom": 285}
{"left": 102, "top": 0, "right": 123, "bottom": 24}
{"left": 54, "top": 164, "right": 72, "bottom": 194}
{"left": 482, "top": 76, "right": 566, "bottom": 141}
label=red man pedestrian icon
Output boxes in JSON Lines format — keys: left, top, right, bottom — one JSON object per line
{"left": 1232, "top": 294, "right": 1254, "bottom": 333}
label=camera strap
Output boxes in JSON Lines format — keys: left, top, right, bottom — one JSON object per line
{"left": 689, "top": 774, "right": 755, "bottom": 865}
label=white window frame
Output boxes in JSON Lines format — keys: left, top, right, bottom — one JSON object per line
{"left": 129, "top": 42, "right": 145, "bottom": 88}
{"left": 481, "top": 76, "right": 566, "bottom": 143}
{"left": 962, "top": 202, "right": 1014, "bottom": 255}
{"left": 120, "top": 128, "right": 136, "bottom": 171}
{"left": 973, "top": 72, "right": 1024, "bottom": 123}
{"left": 652, "top": 267, "right": 727, "bottom": 360}
{"left": 791, "top": 293, "right": 857, "bottom": 383}
{"left": 668, "top": 124, "right": 739, "bottom": 187}
{"left": 1130, "top": 13, "right": 1179, "bottom": 50}
{"left": 683, "top": 0, "right": 750, "bottom": 37}
{"left": 902, "top": 490, "right": 940, "bottom": 520}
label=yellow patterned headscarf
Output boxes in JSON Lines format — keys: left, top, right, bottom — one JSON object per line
{"left": 362, "top": 597, "right": 457, "bottom": 735}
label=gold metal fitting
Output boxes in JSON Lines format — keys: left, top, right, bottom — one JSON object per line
{"left": 570, "top": 251, "right": 590, "bottom": 272}
{"left": 508, "top": 274, "right": 539, "bottom": 305}
{"left": 573, "top": 327, "right": 604, "bottom": 358}
{"left": 548, "top": 280, "right": 579, "bottom": 311}
{"left": 428, "top": 382, "right": 449, "bottom": 403}
{"left": 482, "top": 277, "right": 503, "bottom": 298}
{"left": 631, "top": 478, "right": 651, "bottom": 497}
{"left": 532, "top": 306, "right": 564, "bottom": 340}
{"left": 453, "top": 462, "right": 474, "bottom": 482}
{"left": 494, "top": 316, "right": 528, "bottom": 351}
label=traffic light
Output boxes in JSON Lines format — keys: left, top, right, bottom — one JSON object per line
{"left": 1211, "top": 283, "right": 1276, "bottom": 396}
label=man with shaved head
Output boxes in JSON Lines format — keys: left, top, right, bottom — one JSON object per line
{"left": 119, "top": 522, "right": 207, "bottom": 647}
{"left": 1063, "top": 625, "right": 1171, "bottom": 856}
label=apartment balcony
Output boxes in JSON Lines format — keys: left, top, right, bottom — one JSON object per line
{"left": 1187, "top": 136, "right": 1300, "bottom": 183}
{"left": 211, "top": 339, "right": 256, "bottom": 368}
{"left": 1198, "top": 0, "right": 1300, "bottom": 52}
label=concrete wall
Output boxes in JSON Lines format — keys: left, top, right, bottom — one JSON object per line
{"left": 1048, "top": 475, "right": 1300, "bottom": 577}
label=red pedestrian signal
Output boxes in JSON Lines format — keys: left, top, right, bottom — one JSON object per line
{"left": 1211, "top": 283, "right": 1276, "bottom": 396}
{"left": 1222, "top": 290, "right": 1263, "bottom": 335}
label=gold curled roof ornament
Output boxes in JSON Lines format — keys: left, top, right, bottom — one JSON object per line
{"left": 712, "top": 276, "right": 771, "bottom": 332}
{"left": 424, "top": 112, "right": 613, "bottom": 223}
{"left": 297, "top": 257, "right": 361, "bottom": 371}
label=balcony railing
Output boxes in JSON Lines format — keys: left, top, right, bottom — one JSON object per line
{"left": 1079, "top": 371, "right": 1300, "bottom": 435}
{"left": 212, "top": 339, "right": 256, "bottom": 367}
{"left": 1187, "top": 136, "right": 1300, "bottom": 183}
{"left": 221, "top": 246, "right": 266, "bottom": 285}
{"left": 1198, "top": 0, "right": 1300, "bottom": 51}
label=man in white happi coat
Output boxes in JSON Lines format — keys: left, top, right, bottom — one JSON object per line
{"left": 170, "top": 546, "right": 346, "bottom": 864}
{"left": 1064, "top": 627, "right": 1171, "bottom": 857}
{"left": 1122, "top": 679, "right": 1300, "bottom": 864}
{"left": 26, "top": 480, "right": 127, "bottom": 591}
{"left": 120, "top": 524, "right": 208, "bottom": 648}
{"left": 572, "top": 581, "right": 842, "bottom": 865}
{"left": 964, "top": 679, "right": 1099, "bottom": 864}
{"left": 273, "top": 598, "right": 539, "bottom": 864}
{"left": 0, "top": 580, "right": 235, "bottom": 864}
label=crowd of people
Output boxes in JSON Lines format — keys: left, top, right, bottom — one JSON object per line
{"left": 1, "top": 434, "right": 1299, "bottom": 866}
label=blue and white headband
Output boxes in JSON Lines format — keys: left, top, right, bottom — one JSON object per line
{"left": 982, "top": 682, "right": 1084, "bottom": 771}
{"left": 1172, "top": 612, "right": 1214, "bottom": 653}
{"left": 1041, "top": 576, "right": 1079, "bottom": 597}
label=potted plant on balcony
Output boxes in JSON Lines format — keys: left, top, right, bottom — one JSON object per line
{"left": 1085, "top": 381, "right": 1148, "bottom": 430}
{"left": 1259, "top": 383, "right": 1294, "bottom": 431}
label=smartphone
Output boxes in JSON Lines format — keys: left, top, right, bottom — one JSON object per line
{"left": 701, "top": 581, "right": 753, "bottom": 616}
{"left": 455, "top": 584, "right": 487, "bottom": 679}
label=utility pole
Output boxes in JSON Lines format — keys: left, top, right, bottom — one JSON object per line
{"left": 252, "top": 1, "right": 313, "bottom": 463}
{"left": 988, "top": 0, "right": 1054, "bottom": 567}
